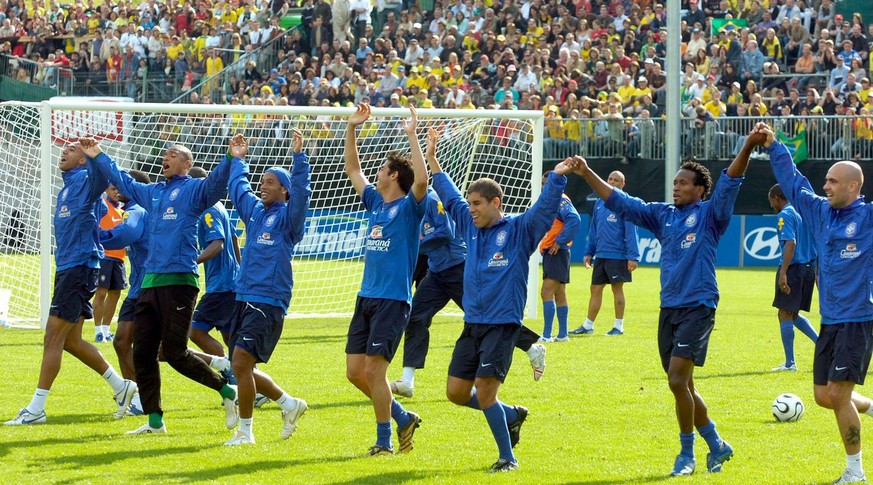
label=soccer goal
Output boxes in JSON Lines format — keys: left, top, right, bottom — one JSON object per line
{"left": 0, "top": 100, "right": 544, "bottom": 328}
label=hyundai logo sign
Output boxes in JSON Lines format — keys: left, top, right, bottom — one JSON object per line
{"left": 744, "top": 227, "right": 781, "bottom": 260}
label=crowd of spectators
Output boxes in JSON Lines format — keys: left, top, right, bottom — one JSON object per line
{"left": 2, "top": 0, "right": 873, "bottom": 159}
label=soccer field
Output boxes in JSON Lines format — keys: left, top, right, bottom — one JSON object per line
{"left": 0, "top": 265, "right": 843, "bottom": 484}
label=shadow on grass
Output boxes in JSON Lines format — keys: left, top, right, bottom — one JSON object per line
{"left": 693, "top": 370, "right": 772, "bottom": 380}
{"left": 327, "top": 469, "right": 469, "bottom": 485}
{"left": 0, "top": 433, "right": 109, "bottom": 458}
{"left": 565, "top": 474, "right": 673, "bottom": 484}
{"left": 45, "top": 444, "right": 206, "bottom": 468}
{"left": 140, "top": 456, "right": 357, "bottom": 482}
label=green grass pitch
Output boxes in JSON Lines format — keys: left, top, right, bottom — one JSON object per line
{"left": 0, "top": 265, "right": 849, "bottom": 484}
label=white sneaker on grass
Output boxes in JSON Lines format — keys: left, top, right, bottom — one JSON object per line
{"left": 225, "top": 431, "right": 255, "bottom": 446}
{"left": 114, "top": 380, "right": 138, "bottom": 419}
{"left": 224, "top": 385, "right": 239, "bottom": 429}
{"left": 126, "top": 422, "right": 166, "bottom": 434}
{"left": 833, "top": 468, "right": 867, "bottom": 484}
{"left": 390, "top": 380, "right": 414, "bottom": 398}
{"left": 528, "top": 344, "right": 546, "bottom": 381}
{"left": 4, "top": 408, "right": 46, "bottom": 425}
{"left": 281, "top": 398, "right": 308, "bottom": 439}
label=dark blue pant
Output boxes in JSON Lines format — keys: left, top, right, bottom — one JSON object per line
{"left": 402, "top": 263, "right": 540, "bottom": 368}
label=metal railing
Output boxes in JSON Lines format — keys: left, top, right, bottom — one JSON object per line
{"left": 0, "top": 55, "right": 73, "bottom": 96}
{"left": 543, "top": 115, "right": 873, "bottom": 162}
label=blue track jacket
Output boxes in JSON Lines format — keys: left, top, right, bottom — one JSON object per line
{"left": 585, "top": 198, "right": 640, "bottom": 261}
{"left": 228, "top": 153, "right": 311, "bottom": 312}
{"left": 433, "top": 171, "right": 567, "bottom": 325}
{"left": 769, "top": 142, "right": 872, "bottom": 324}
{"left": 605, "top": 170, "right": 744, "bottom": 309}
{"left": 420, "top": 188, "right": 466, "bottom": 273}
{"left": 100, "top": 202, "right": 148, "bottom": 299}
{"left": 55, "top": 163, "right": 108, "bottom": 271}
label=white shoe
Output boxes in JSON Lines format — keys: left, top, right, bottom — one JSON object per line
{"left": 212, "top": 356, "right": 231, "bottom": 373}
{"left": 537, "top": 337, "right": 554, "bottom": 343}
{"left": 114, "top": 380, "right": 138, "bottom": 419}
{"left": 833, "top": 468, "right": 867, "bottom": 484}
{"left": 281, "top": 398, "right": 308, "bottom": 439}
{"left": 224, "top": 385, "right": 239, "bottom": 429}
{"left": 771, "top": 363, "right": 798, "bottom": 372}
{"left": 528, "top": 344, "right": 546, "bottom": 381}
{"left": 554, "top": 336, "right": 570, "bottom": 342}
{"left": 224, "top": 431, "right": 255, "bottom": 446}
{"left": 390, "top": 380, "right": 414, "bottom": 398}
{"left": 126, "top": 422, "right": 167, "bottom": 434}
{"left": 4, "top": 408, "right": 46, "bottom": 425}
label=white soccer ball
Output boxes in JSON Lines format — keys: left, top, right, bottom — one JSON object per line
{"left": 772, "top": 393, "right": 805, "bottom": 422}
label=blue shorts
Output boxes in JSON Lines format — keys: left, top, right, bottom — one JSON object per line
{"left": 50, "top": 266, "right": 98, "bottom": 323}
{"left": 345, "top": 296, "right": 410, "bottom": 362}
{"left": 542, "top": 248, "right": 571, "bottom": 283}
{"left": 118, "top": 296, "right": 138, "bottom": 323}
{"left": 814, "top": 321, "right": 873, "bottom": 386}
{"left": 192, "top": 291, "right": 237, "bottom": 332}
{"left": 97, "top": 258, "right": 127, "bottom": 290}
{"left": 657, "top": 306, "right": 716, "bottom": 372}
{"left": 227, "top": 301, "right": 286, "bottom": 364}
{"left": 772, "top": 262, "right": 815, "bottom": 313}
{"left": 448, "top": 323, "right": 520, "bottom": 382}
{"left": 591, "top": 258, "right": 632, "bottom": 285}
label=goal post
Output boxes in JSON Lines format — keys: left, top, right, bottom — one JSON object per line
{"left": 0, "top": 100, "right": 544, "bottom": 328}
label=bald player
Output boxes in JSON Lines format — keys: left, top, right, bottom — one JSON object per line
{"left": 570, "top": 171, "right": 640, "bottom": 336}
{"left": 763, "top": 123, "right": 873, "bottom": 485}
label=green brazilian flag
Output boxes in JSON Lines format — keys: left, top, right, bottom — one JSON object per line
{"left": 711, "top": 19, "right": 748, "bottom": 35}
{"left": 777, "top": 130, "right": 809, "bottom": 164}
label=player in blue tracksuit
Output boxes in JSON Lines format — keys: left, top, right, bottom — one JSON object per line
{"left": 575, "top": 130, "right": 759, "bottom": 476}
{"left": 100, "top": 169, "right": 152, "bottom": 416}
{"left": 539, "top": 173, "right": 582, "bottom": 341}
{"left": 570, "top": 171, "right": 640, "bottom": 336}
{"left": 82, "top": 136, "right": 242, "bottom": 435}
{"left": 763, "top": 125, "right": 873, "bottom": 484}
{"left": 222, "top": 128, "right": 311, "bottom": 446}
{"left": 186, "top": 167, "right": 240, "bottom": 383}
{"left": 6, "top": 144, "right": 136, "bottom": 426}
{"left": 390, "top": 187, "right": 549, "bottom": 398}
{"left": 767, "top": 183, "right": 818, "bottom": 372}
{"left": 430, "top": 125, "right": 581, "bottom": 473}
{"left": 343, "top": 104, "right": 427, "bottom": 456}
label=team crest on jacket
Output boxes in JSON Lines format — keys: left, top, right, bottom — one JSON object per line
{"left": 163, "top": 207, "right": 177, "bottom": 220}
{"left": 846, "top": 222, "right": 857, "bottom": 237}
{"left": 257, "top": 232, "right": 275, "bottom": 245}
{"left": 58, "top": 205, "right": 70, "bottom": 218}
{"left": 265, "top": 214, "right": 277, "bottom": 228}
{"left": 685, "top": 213, "right": 696, "bottom": 227}
{"left": 607, "top": 213, "right": 617, "bottom": 222}
{"left": 169, "top": 187, "right": 181, "bottom": 201}
{"left": 681, "top": 233, "right": 696, "bottom": 249}
{"left": 423, "top": 222, "right": 434, "bottom": 235}
{"left": 496, "top": 230, "right": 508, "bottom": 247}
{"left": 841, "top": 243, "right": 860, "bottom": 259}
{"left": 388, "top": 205, "right": 399, "bottom": 219}
{"left": 370, "top": 225, "right": 383, "bottom": 239}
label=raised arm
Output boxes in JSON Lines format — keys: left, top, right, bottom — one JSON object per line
{"left": 193, "top": 134, "right": 242, "bottom": 212}
{"left": 80, "top": 138, "right": 153, "bottom": 207}
{"left": 519, "top": 158, "right": 577, "bottom": 248}
{"left": 725, "top": 125, "right": 765, "bottom": 178}
{"left": 760, "top": 123, "right": 823, "bottom": 218}
{"left": 227, "top": 157, "right": 259, "bottom": 224}
{"left": 572, "top": 155, "right": 615, "bottom": 201}
{"left": 344, "top": 103, "right": 371, "bottom": 195}
{"left": 426, "top": 125, "right": 443, "bottom": 174}
{"left": 287, "top": 128, "right": 312, "bottom": 245}
{"left": 402, "top": 105, "right": 428, "bottom": 202}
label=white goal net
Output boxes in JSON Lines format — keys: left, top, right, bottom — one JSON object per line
{"left": 0, "top": 101, "right": 543, "bottom": 327}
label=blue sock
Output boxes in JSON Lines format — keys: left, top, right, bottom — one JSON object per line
{"left": 697, "top": 421, "right": 723, "bottom": 452}
{"left": 556, "top": 306, "right": 569, "bottom": 338}
{"left": 542, "top": 300, "right": 556, "bottom": 338}
{"left": 780, "top": 320, "right": 795, "bottom": 366}
{"left": 680, "top": 432, "right": 695, "bottom": 457}
{"left": 391, "top": 399, "right": 411, "bottom": 429}
{"left": 501, "top": 402, "right": 518, "bottom": 424}
{"left": 483, "top": 403, "right": 515, "bottom": 462}
{"left": 794, "top": 315, "right": 818, "bottom": 343}
{"left": 465, "top": 390, "right": 480, "bottom": 410}
{"left": 376, "top": 421, "right": 392, "bottom": 449}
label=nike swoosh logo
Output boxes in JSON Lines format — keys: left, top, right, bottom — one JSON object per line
{"left": 22, "top": 416, "right": 43, "bottom": 424}
{"left": 611, "top": 275, "right": 620, "bottom": 279}
{"left": 175, "top": 306, "right": 186, "bottom": 310}
{"left": 480, "top": 362, "right": 493, "bottom": 367}
{"left": 371, "top": 342, "right": 383, "bottom": 347}
{"left": 472, "top": 236, "right": 477, "bottom": 240}
{"left": 666, "top": 223, "right": 672, "bottom": 227}
{"left": 676, "top": 343, "right": 690, "bottom": 348}
{"left": 835, "top": 366, "right": 848, "bottom": 371}
{"left": 152, "top": 198, "right": 159, "bottom": 201}
{"left": 242, "top": 337, "right": 253, "bottom": 341}
{"left": 111, "top": 217, "right": 121, "bottom": 222}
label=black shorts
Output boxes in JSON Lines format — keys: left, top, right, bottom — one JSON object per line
{"left": 345, "top": 296, "right": 410, "bottom": 362}
{"left": 118, "top": 296, "right": 138, "bottom": 322}
{"left": 192, "top": 291, "right": 237, "bottom": 332}
{"left": 813, "top": 321, "right": 873, "bottom": 386}
{"left": 228, "top": 301, "right": 286, "bottom": 364}
{"left": 772, "top": 262, "right": 815, "bottom": 313}
{"left": 542, "top": 248, "right": 571, "bottom": 283}
{"left": 97, "top": 258, "right": 128, "bottom": 290}
{"left": 448, "top": 323, "right": 520, "bottom": 382}
{"left": 658, "top": 306, "right": 716, "bottom": 373}
{"left": 591, "top": 258, "right": 632, "bottom": 285}
{"left": 49, "top": 266, "right": 98, "bottom": 323}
